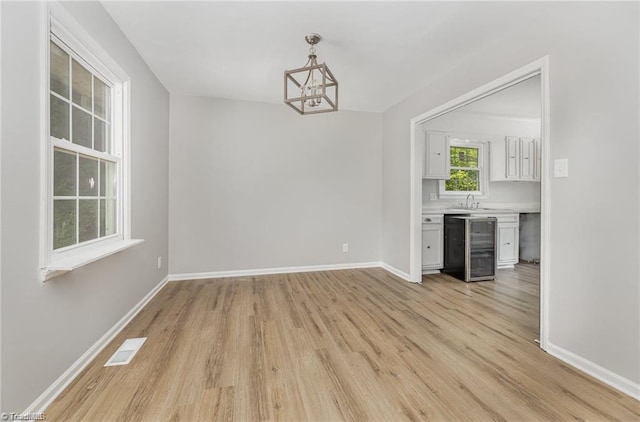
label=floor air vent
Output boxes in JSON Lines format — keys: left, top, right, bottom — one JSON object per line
{"left": 104, "top": 337, "right": 147, "bottom": 367}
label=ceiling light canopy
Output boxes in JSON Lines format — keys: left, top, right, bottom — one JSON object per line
{"left": 284, "top": 33, "right": 338, "bottom": 115}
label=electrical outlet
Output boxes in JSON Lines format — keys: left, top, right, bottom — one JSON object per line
{"left": 429, "top": 193, "right": 438, "bottom": 201}
{"left": 157, "top": 256, "right": 162, "bottom": 269}
{"left": 342, "top": 243, "right": 349, "bottom": 253}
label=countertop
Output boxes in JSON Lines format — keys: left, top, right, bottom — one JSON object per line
{"left": 422, "top": 203, "right": 541, "bottom": 215}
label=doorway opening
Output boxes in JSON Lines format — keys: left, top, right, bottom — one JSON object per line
{"left": 408, "top": 57, "right": 550, "bottom": 350}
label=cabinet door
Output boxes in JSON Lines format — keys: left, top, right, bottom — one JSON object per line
{"left": 489, "top": 139, "right": 506, "bottom": 181}
{"left": 422, "top": 225, "right": 443, "bottom": 269}
{"left": 497, "top": 224, "right": 518, "bottom": 265}
{"left": 505, "top": 136, "right": 520, "bottom": 179}
{"left": 534, "top": 138, "right": 541, "bottom": 181}
{"left": 423, "top": 132, "right": 450, "bottom": 179}
{"left": 519, "top": 137, "right": 536, "bottom": 180}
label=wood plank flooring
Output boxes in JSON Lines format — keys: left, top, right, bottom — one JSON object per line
{"left": 46, "top": 264, "right": 640, "bottom": 421}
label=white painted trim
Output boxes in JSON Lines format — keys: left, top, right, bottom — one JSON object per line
{"left": 409, "top": 58, "right": 550, "bottom": 351}
{"left": 546, "top": 342, "right": 640, "bottom": 400}
{"left": 38, "top": 1, "right": 51, "bottom": 282}
{"left": 40, "top": 3, "right": 136, "bottom": 281}
{"left": 168, "top": 262, "right": 381, "bottom": 281}
{"left": 23, "top": 263, "right": 410, "bottom": 414}
{"left": 42, "top": 238, "right": 144, "bottom": 282}
{"left": 379, "top": 262, "right": 413, "bottom": 282}
{"left": 49, "top": 2, "right": 128, "bottom": 83}
{"left": 23, "top": 275, "right": 169, "bottom": 415}
{"left": 408, "top": 57, "right": 562, "bottom": 384}
{"left": 0, "top": 0, "right": 3, "bottom": 410}
{"left": 410, "top": 57, "right": 547, "bottom": 283}
{"left": 121, "top": 80, "right": 132, "bottom": 240}
{"left": 538, "top": 57, "right": 551, "bottom": 351}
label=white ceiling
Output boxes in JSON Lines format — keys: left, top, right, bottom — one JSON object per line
{"left": 101, "top": 1, "right": 531, "bottom": 113}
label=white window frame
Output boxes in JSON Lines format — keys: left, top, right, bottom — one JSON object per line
{"left": 39, "top": 3, "right": 142, "bottom": 282}
{"left": 438, "top": 137, "right": 489, "bottom": 198}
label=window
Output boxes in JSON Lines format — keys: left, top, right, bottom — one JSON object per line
{"left": 438, "top": 138, "right": 488, "bottom": 197}
{"left": 50, "top": 40, "right": 118, "bottom": 249}
{"left": 41, "top": 4, "right": 140, "bottom": 281}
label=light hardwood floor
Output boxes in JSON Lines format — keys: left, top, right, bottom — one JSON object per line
{"left": 46, "top": 264, "right": 640, "bottom": 421}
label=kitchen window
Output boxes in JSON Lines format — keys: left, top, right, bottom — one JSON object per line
{"left": 41, "top": 4, "right": 141, "bottom": 281}
{"left": 438, "top": 138, "right": 488, "bottom": 197}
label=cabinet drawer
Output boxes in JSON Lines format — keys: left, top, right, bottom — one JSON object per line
{"left": 422, "top": 215, "right": 443, "bottom": 224}
{"left": 496, "top": 214, "right": 519, "bottom": 223}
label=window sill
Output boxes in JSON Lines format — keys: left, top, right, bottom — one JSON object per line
{"left": 40, "top": 238, "right": 144, "bottom": 282}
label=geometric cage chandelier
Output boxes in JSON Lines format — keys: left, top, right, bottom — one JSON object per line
{"left": 284, "top": 33, "right": 338, "bottom": 115}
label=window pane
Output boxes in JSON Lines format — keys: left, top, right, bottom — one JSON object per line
{"left": 445, "top": 170, "right": 480, "bottom": 192}
{"left": 72, "top": 59, "right": 92, "bottom": 110}
{"left": 100, "top": 161, "right": 117, "bottom": 197}
{"left": 450, "top": 146, "right": 479, "bottom": 168}
{"left": 79, "top": 156, "right": 99, "bottom": 196}
{"left": 94, "top": 119, "right": 110, "bottom": 153}
{"left": 50, "top": 95, "right": 70, "bottom": 141}
{"left": 100, "top": 198, "right": 117, "bottom": 237}
{"left": 54, "top": 149, "right": 76, "bottom": 196}
{"left": 94, "top": 78, "right": 111, "bottom": 121}
{"left": 72, "top": 106, "right": 92, "bottom": 148}
{"left": 50, "top": 42, "right": 69, "bottom": 98}
{"left": 79, "top": 199, "right": 99, "bottom": 242}
{"left": 54, "top": 199, "right": 76, "bottom": 249}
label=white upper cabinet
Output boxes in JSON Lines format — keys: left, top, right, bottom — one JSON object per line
{"left": 534, "top": 138, "right": 542, "bottom": 181}
{"left": 490, "top": 136, "right": 541, "bottom": 182}
{"left": 505, "top": 136, "right": 520, "bottom": 179}
{"left": 423, "top": 131, "right": 450, "bottom": 179}
{"left": 519, "top": 137, "right": 536, "bottom": 180}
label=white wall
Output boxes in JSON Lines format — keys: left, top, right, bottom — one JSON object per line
{"left": 382, "top": 1, "right": 639, "bottom": 388}
{"left": 169, "top": 96, "right": 382, "bottom": 275}
{"left": 421, "top": 110, "right": 541, "bottom": 208}
{"left": 0, "top": 1, "right": 169, "bottom": 411}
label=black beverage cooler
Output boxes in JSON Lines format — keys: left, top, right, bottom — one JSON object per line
{"left": 443, "top": 216, "right": 497, "bottom": 282}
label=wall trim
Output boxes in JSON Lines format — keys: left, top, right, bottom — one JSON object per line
{"left": 23, "top": 275, "right": 169, "bottom": 415}
{"left": 408, "top": 56, "right": 551, "bottom": 353}
{"left": 22, "top": 262, "right": 412, "bottom": 415}
{"left": 379, "top": 262, "right": 413, "bottom": 282}
{"left": 168, "top": 262, "right": 382, "bottom": 281}
{"left": 546, "top": 342, "right": 640, "bottom": 401}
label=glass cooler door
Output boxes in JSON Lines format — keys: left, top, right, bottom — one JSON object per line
{"left": 467, "top": 219, "right": 496, "bottom": 280}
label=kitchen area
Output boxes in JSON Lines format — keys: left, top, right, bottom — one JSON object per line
{"left": 420, "top": 76, "right": 541, "bottom": 282}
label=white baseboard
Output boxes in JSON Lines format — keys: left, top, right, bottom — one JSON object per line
{"left": 20, "top": 265, "right": 640, "bottom": 418}
{"left": 546, "top": 341, "right": 640, "bottom": 400}
{"left": 24, "top": 275, "right": 170, "bottom": 415}
{"left": 22, "top": 262, "right": 414, "bottom": 415}
{"left": 168, "top": 262, "right": 381, "bottom": 281}
{"left": 379, "top": 262, "right": 413, "bottom": 282}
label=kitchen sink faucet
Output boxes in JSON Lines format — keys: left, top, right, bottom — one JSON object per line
{"left": 465, "top": 193, "right": 475, "bottom": 209}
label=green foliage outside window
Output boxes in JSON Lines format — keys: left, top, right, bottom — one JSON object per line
{"left": 445, "top": 146, "right": 480, "bottom": 192}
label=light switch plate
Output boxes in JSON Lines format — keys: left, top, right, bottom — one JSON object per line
{"left": 554, "top": 158, "right": 569, "bottom": 178}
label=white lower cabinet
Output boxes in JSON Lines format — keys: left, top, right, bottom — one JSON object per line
{"left": 496, "top": 214, "right": 519, "bottom": 268}
{"left": 422, "top": 214, "right": 444, "bottom": 274}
